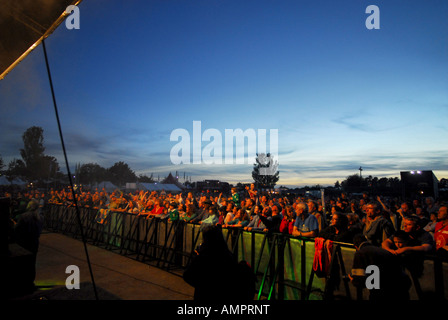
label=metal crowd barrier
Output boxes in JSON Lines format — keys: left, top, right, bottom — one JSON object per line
{"left": 43, "top": 204, "right": 448, "bottom": 300}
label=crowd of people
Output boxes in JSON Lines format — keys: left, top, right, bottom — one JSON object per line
{"left": 3, "top": 184, "right": 447, "bottom": 251}
{"left": 3, "top": 182, "right": 448, "bottom": 300}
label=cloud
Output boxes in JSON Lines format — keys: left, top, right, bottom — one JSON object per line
{"left": 333, "top": 114, "right": 372, "bottom": 132}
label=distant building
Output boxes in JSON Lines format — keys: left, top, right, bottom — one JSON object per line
{"left": 192, "top": 180, "right": 231, "bottom": 194}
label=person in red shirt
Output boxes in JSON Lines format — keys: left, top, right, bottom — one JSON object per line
{"left": 434, "top": 204, "right": 448, "bottom": 260}
{"left": 279, "top": 205, "right": 295, "bottom": 235}
{"left": 141, "top": 199, "right": 164, "bottom": 218}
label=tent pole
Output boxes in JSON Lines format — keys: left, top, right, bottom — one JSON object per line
{"left": 42, "top": 38, "right": 98, "bottom": 300}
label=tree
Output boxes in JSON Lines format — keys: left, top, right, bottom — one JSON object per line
{"left": 107, "top": 161, "right": 137, "bottom": 187}
{"left": 341, "top": 174, "right": 365, "bottom": 189}
{"left": 20, "top": 126, "right": 46, "bottom": 179}
{"left": 6, "top": 158, "right": 27, "bottom": 178}
{"left": 251, "top": 153, "right": 279, "bottom": 190}
{"left": 138, "top": 173, "right": 155, "bottom": 183}
{"left": 339, "top": 174, "right": 402, "bottom": 196}
{"left": 40, "top": 155, "right": 60, "bottom": 182}
{"left": 378, "top": 177, "right": 389, "bottom": 188}
{"left": 76, "top": 163, "right": 107, "bottom": 186}
{"left": 17, "top": 126, "right": 62, "bottom": 183}
{"left": 0, "top": 154, "right": 4, "bottom": 173}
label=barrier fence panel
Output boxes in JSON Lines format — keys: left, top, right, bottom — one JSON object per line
{"left": 283, "top": 237, "right": 309, "bottom": 299}
{"left": 43, "top": 205, "right": 448, "bottom": 300}
{"left": 120, "top": 213, "right": 137, "bottom": 255}
{"left": 138, "top": 216, "right": 159, "bottom": 263}
{"left": 183, "top": 223, "right": 201, "bottom": 267}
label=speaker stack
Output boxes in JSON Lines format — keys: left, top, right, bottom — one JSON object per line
{"left": 400, "top": 170, "right": 439, "bottom": 200}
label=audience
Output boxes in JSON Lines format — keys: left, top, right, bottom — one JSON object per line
{"left": 363, "top": 201, "right": 395, "bottom": 247}
{"left": 4, "top": 184, "right": 448, "bottom": 300}
{"left": 4, "top": 186, "right": 445, "bottom": 243}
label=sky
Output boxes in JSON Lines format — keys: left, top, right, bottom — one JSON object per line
{"left": 1, "top": 0, "right": 448, "bottom": 188}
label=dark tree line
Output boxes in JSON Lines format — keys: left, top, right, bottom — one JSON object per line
{"left": 335, "top": 174, "right": 402, "bottom": 196}
{"left": 74, "top": 161, "right": 155, "bottom": 187}
{"left": 0, "top": 126, "right": 155, "bottom": 188}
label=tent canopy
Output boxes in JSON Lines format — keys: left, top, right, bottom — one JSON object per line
{"left": 95, "top": 181, "right": 118, "bottom": 193}
{"left": 11, "top": 177, "right": 27, "bottom": 186}
{"left": 0, "top": 176, "right": 11, "bottom": 186}
{"left": 0, "top": 0, "right": 81, "bottom": 80}
{"left": 136, "top": 183, "right": 182, "bottom": 193}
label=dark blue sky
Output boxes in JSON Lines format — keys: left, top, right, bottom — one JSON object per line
{"left": 1, "top": 0, "right": 447, "bottom": 186}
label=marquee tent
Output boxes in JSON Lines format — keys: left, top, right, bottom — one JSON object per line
{"left": 137, "top": 183, "right": 182, "bottom": 193}
{"left": 95, "top": 181, "right": 119, "bottom": 193}
{"left": 10, "top": 178, "right": 27, "bottom": 186}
